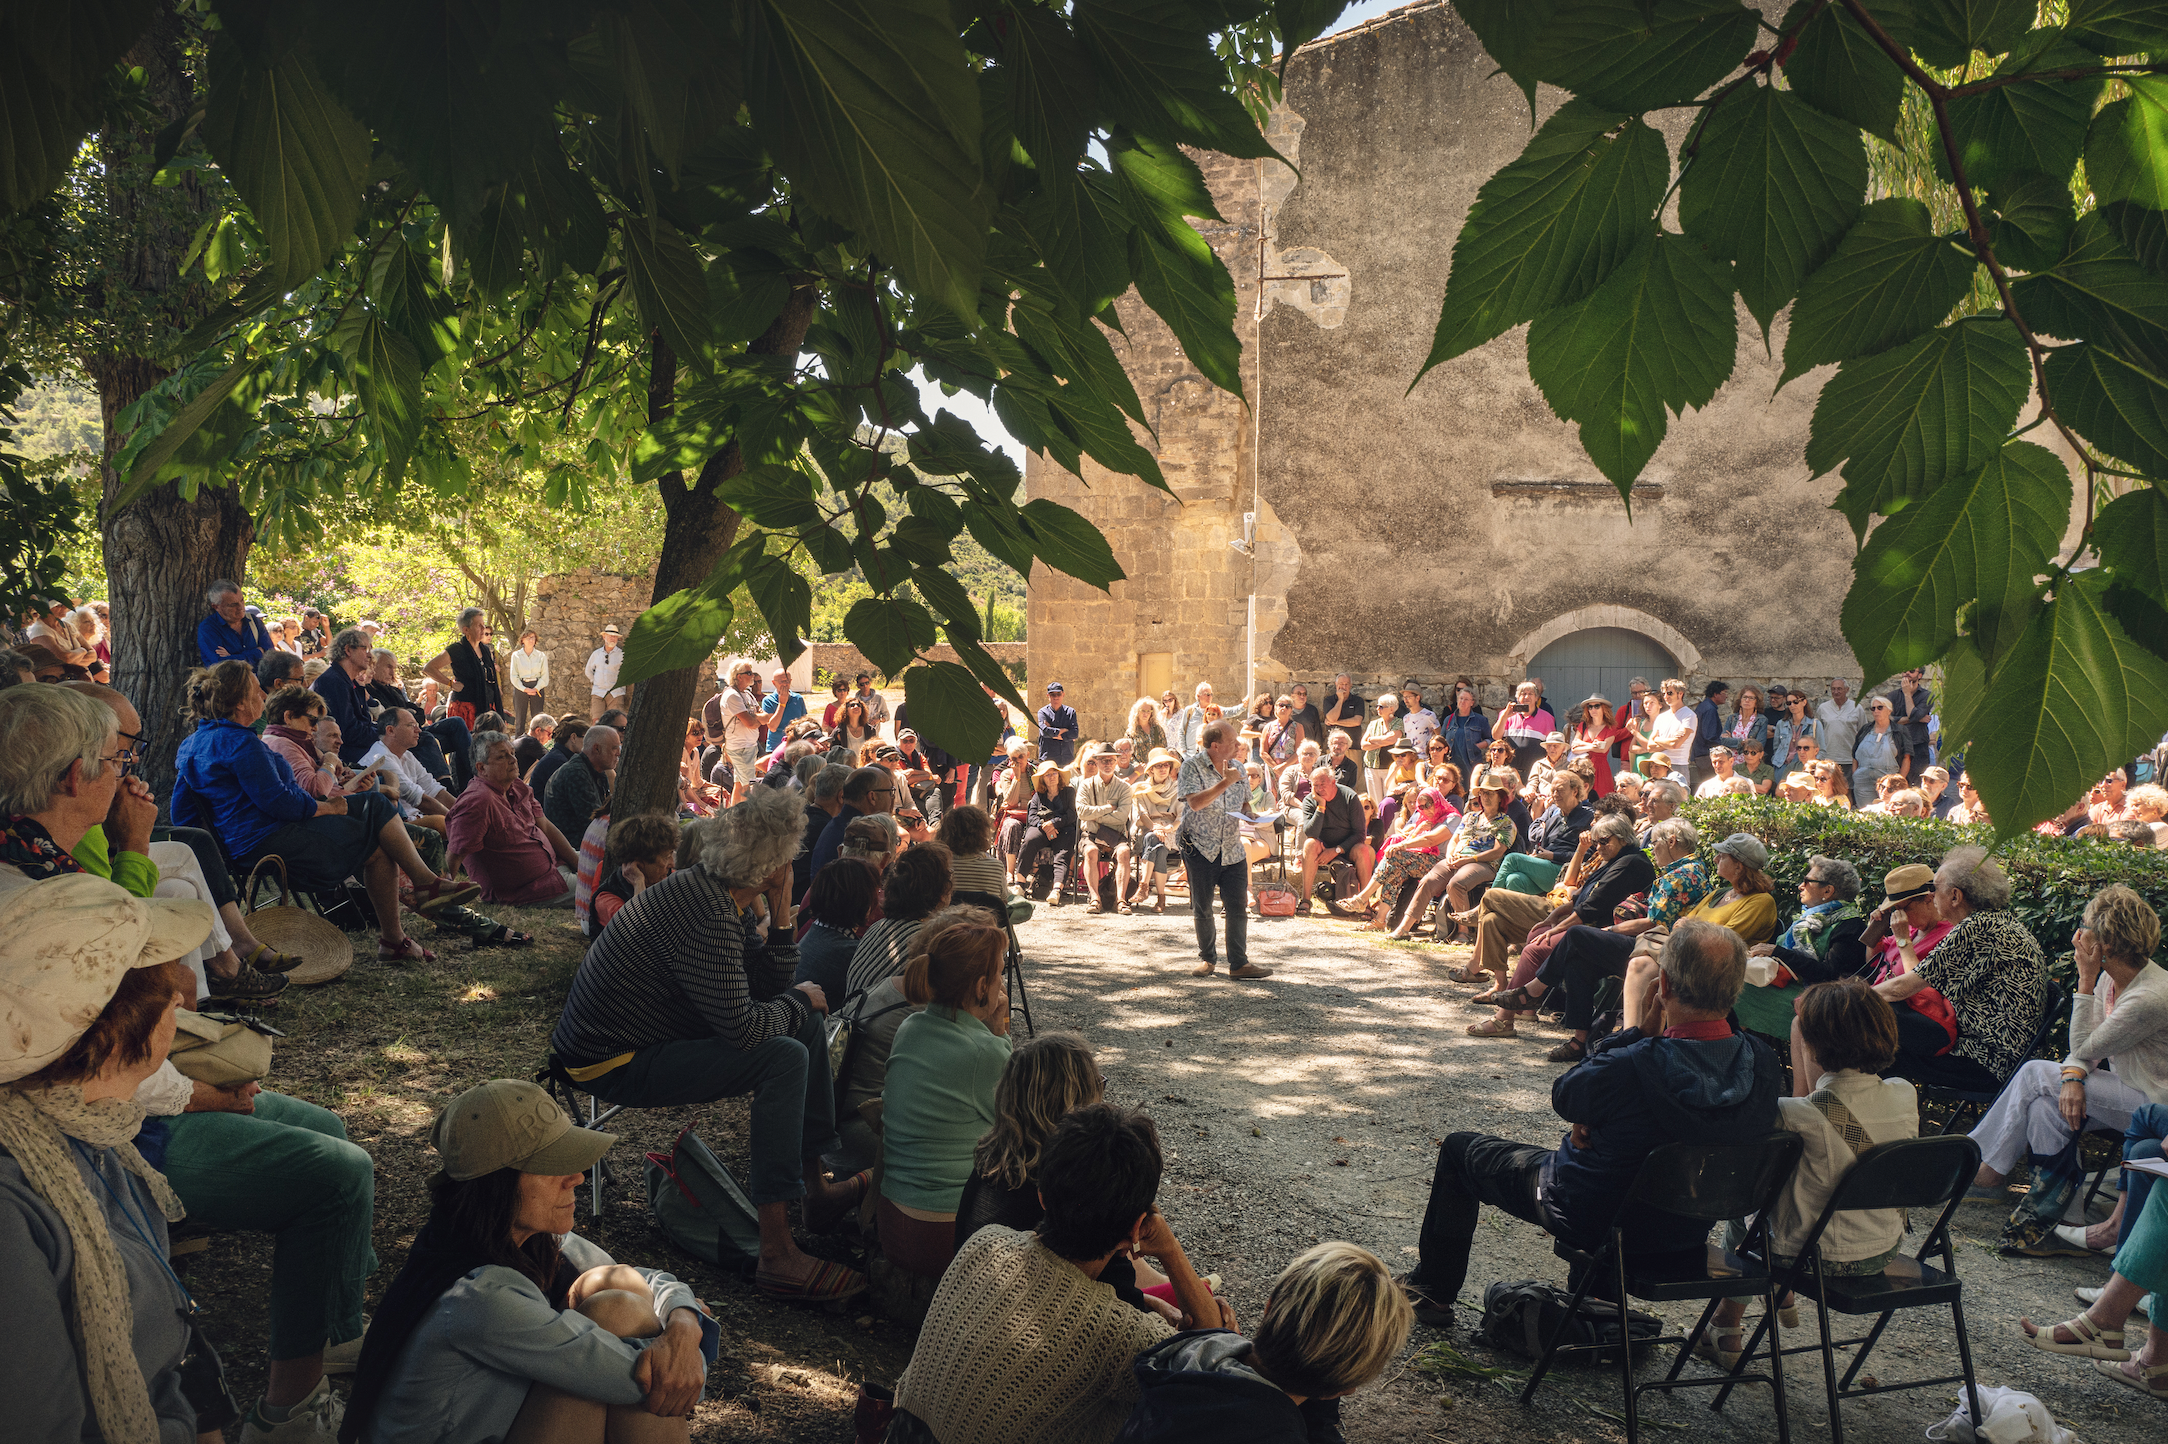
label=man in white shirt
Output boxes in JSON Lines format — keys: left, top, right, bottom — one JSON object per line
{"left": 1694, "top": 745, "right": 1740, "bottom": 800}
{"left": 1647, "top": 678, "right": 1697, "bottom": 774}
{"left": 506, "top": 629, "right": 550, "bottom": 733}
{"left": 357, "top": 707, "right": 454, "bottom": 835}
{"left": 709, "top": 657, "right": 764, "bottom": 781}
{"left": 1398, "top": 681, "right": 1440, "bottom": 757}
{"left": 583, "top": 623, "right": 628, "bottom": 722}
{"left": 1814, "top": 677, "right": 1866, "bottom": 784}
{"left": 1171, "top": 681, "right": 1216, "bottom": 755}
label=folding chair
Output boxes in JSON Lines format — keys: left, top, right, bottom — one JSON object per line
{"left": 1710, "top": 1135, "right": 1983, "bottom": 1444}
{"left": 1915, "top": 981, "right": 2066, "bottom": 1135}
{"left": 538, "top": 1055, "right": 631, "bottom": 1219}
{"left": 953, "top": 889, "right": 1035, "bottom": 1037}
{"left": 1522, "top": 1133, "right": 1805, "bottom": 1444}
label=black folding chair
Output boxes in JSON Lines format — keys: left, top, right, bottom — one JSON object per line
{"left": 1521, "top": 1133, "right": 1805, "bottom": 1444}
{"left": 1710, "top": 1135, "right": 1982, "bottom": 1444}
{"left": 537, "top": 1054, "right": 631, "bottom": 1220}
{"left": 1914, "top": 980, "right": 2066, "bottom": 1135}
{"left": 953, "top": 889, "right": 1035, "bottom": 1037}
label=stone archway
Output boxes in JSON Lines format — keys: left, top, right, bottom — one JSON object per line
{"left": 1507, "top": 605, "right": 1702, "bottom": 676}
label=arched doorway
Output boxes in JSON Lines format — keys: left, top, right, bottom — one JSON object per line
{"left": 1526, "top": 627, "right": 1680, "bottom": 718}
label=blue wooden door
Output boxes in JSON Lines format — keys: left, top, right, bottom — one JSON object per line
{"left": 1526, "top": 628, "right": 1680, "bottom": 717}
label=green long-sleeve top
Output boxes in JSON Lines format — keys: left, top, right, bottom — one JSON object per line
{"left": 69, "top": 825, "right": 160, "bottom": 898}
{"left": 879, "top": 1005, "right": 1012, "bottom": 1213}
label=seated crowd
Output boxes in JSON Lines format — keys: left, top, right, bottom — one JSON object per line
{"left": 7, "top": 621, "right": 2168, "bottom": 1442}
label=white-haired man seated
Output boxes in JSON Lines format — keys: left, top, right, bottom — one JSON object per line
{"left": 550, "top": 785, "right": 867, "bottom": 1304}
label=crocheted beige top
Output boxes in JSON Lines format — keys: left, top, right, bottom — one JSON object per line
{"left": 894, "top": 1226, "right": 1173, "bottom": 1444}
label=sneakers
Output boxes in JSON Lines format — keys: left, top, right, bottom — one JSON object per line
{"left": 321, "top": 1329, "right": 366, "bottom": 1375}
{"left": 2078, "top": 1286, "right": 2149, "bottom": 1318}
{"left": 205, "top": 963, "right": 289, "bottom": 1003}
{"left": 238, "top": 1378, "right": 344, "bottom": 1444}
{"left": 2051, "top": 1224, "right": 2106, "bottom": 1254}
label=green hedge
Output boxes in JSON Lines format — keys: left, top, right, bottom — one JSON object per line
{"left": 1680, "top": 797, "right": 2168, "bottom": 985}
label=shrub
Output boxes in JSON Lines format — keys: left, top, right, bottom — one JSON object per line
{"left": 1682, "top": 797, "right": 2168, "bottom": 987}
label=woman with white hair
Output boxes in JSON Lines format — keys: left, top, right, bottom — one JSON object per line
{"left": 548, "top": 785, "right": 868, "bottom": 1304}
{"left": 1877, "top": 845, "right": 2047, "bottom": 1092}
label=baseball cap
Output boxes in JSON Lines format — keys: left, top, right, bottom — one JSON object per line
{"left": 1544, "top": 730, "right": 1566, "bottom": 744}
{"left": 1711, "top": 832, "right": 1769, "bottom": 871}
{"left": 0, "top": 874, "right": 214, "bottom": 1084}
{"left": 1882, "top": 863, "right": 1936, "bottom": 902}
{"left": 1046, "top": 682, "right": 1064, "bottom": 693}
{"left": 432, "top": 1079, "right": 617, "bottom": 1182}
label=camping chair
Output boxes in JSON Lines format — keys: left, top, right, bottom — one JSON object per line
{"left": 952, "top": 889, "right": 1035, "bottom": 1037}
{"left": 538, "top": 1054, "right": 632, "bottom": 1219}
{"left": 1709, "top": 1135, "right": 1983, "bottom": 1444}
{"left": 1915, "top": 980, "right": 2066, "bottom": 1135}
{"left": 1521, "top": 1133, "right": 1804, "bottom": 1444}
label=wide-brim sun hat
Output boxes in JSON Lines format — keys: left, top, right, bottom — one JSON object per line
{"left": 1032, "top": 760, "right": 1067, "bottom": 782}
{"left": 1146, "top": 749, "right": 1179, "bottom": 767}
{"left": 1882, "top": 863, "right": 1936, "bottom": 902}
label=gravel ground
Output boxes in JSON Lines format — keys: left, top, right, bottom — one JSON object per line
{"left": 183, "top": 893, "right": 2159, "bottom": 1443}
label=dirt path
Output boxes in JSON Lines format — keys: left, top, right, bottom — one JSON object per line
{"left": 190, "top": 896, "right": 2154, "bottom": 1443}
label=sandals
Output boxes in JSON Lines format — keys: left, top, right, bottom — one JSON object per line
{"left": 755, "top": 1255, "right": 869, "bottom": 1304}
{"left": 2023, "top": 1315, "right": 2130, "bottom": 1360}
{"left": 1466, "top": 1017, "right": 1517, "bottom": 1038}
{"left": 408, "top": 876, "right": 481, "bottom": 916}
{"left": 1489, "top": 985, "right": 1543, "bottom": 1012}
{"left": 807, "top": 1170, "right": 871, "bottom": 1234}
{"left": 238, "top": 942, "right": 307, "bottom": 974}
{"left": 475, "top": 923, "right": 533, "bottom": 948}
{"left": 1119, "top": 900, "right": 1135, "bottom": 915}
{"left": 1693, "top": 1326, "right": 1746, "bottom": 1371}
{"left": 2095, "top": 1357, "right": 2168, "bottom": 1400}
{"left": 1545, "top": 1037, "right": 1588, "bottom": 1063}
{"left": 377, "top": 935, "right": 438, "bottom": 963}
{"left": 1446, "top": 965, "right": 1491, "bottom": 985}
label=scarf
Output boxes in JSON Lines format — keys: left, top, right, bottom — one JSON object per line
{"left": 2, "top": 814, "right": 86, "bottom": 881}
{"left": 0, "top": 1085, "right": 185, "bottom": 1444}
{"left": 266, "top": 723, "right": 322, "bottom": 765}
{"left": 1780, "top": 900, "right": 1862, "bottom": 960}
{"left": 340, "top": 1216, "right": 576, "bottom": 1443}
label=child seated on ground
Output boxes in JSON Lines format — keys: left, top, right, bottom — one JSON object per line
{"left": 1118, "top": 1240, "right": 1414, "bottom": 1443}
{"left": 584, "top": 813, "right": 678, "bottom": 940}
{"left": 887, "top": 1104, "right": 1226, "bottom": 1444}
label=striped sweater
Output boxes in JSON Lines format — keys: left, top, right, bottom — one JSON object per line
{"left": 551, "top": 866, "right": 808, "bottom": 1065}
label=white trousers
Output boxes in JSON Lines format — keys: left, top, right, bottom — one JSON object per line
{"left": 1970, "top": 1057, "right": 2149, "bottom": 1174}
{"left": 149, "top": 840, "right": 233, "bottom": 1005}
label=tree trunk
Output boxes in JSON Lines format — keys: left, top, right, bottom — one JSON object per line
{"left": 93, "top": 8, "right": 252, "bottom": 816}
{"left": 614, "top": 287, "right": 817, "bottom": 818}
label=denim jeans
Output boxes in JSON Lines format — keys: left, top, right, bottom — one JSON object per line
{"left": 161, "top": 1091, "right": 376, "bottom": 1360}
{"left": 2121, "top": 1103, "right": 2168, "bottom": 1251}
{"left": 1180, "top": 843, "right": 1248, "bottom": 970}
{"left": 583, "top": 1007, "right": 841, "bottom": 1206}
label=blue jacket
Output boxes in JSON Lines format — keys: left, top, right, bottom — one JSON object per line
{"left": 1692, "top": 699, "right": 1724, "bottom": 760}
{"left": 196, "top": 610, "right": 275, "bottom": 667}
{"left": 172, "top": 717, "right": 320, "bottom": 859}
{"left": 1036, "top": 703, "right": 1079, "bottom": 764}
{"left": 806, "top": 802, "right": 865, "bottom": 885}
{"left": 1542, "top": 1025, "right": 1781, "bottom": 1253}
{"left": 312, "top": 663, "right": 380, "bottom": 765}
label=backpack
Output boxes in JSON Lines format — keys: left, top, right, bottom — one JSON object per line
{"left": 1477, "top": 1279, "right": 1663, "bottom": 1366}
{"left": 643, "top": 1127, "right": 762, "bottom": 1271}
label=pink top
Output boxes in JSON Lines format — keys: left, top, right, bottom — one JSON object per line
{"left": 263, "top": 729, "right": 337, "bottom": 799}
{"left": 446, "top": 777, "right": 569, "bottom": 905}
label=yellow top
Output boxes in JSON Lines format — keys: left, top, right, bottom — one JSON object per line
{"left": 1684, "top": 888, "right": 1779, "bottom": 946}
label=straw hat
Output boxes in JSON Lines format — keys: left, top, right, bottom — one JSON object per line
{"left": 238, "top": 857, "right": 353, "bottom": 986}
{"left": 1146, "top": 748, "right": 1179, "bottom": 768}
{"left": 1032, "top": 759, "right": 1068, "bottom": 783}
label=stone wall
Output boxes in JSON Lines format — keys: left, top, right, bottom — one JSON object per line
{"left": 526, "top": 569, "right": 717, "bottom": 720}
{"left": 1024, "top": 2, "right": 2064, "bottom": 741}
{"left": 806, "top": 642, "right": 1026, "bottom": 687}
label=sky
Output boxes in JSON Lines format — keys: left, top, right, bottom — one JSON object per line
{"left": 912, "top": 1, "right": 1404, "bottom": 470}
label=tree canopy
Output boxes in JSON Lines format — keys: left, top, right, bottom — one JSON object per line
{"left": 1426, "top": 0, "right": 2168, "bottom": 835}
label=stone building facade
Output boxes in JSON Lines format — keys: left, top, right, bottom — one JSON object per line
{"left": 525, "top": 568, "right": 718, "bottom": 721}
{"left": 1023, "top": 1, "right": 2036, "bottom": 738}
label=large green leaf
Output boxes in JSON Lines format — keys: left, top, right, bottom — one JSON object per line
{"left": 844, "top": 594, "right": 939, "bottom": 674}
{"left": 1016, "top": 169, "right": 1131, "bottom": 317}
{"left": 1526, "top": 229, "right": 1737, "bottom": 494}
{"left": 1961, "top": 571, "right": 2168, "bottom": 836}
{"left": 1520, "top": 0, "right": 1759, "bottom": 113}
{"left": 715, "top": 461, "right": 821, "bottom": 529}
{"left": 1779, "top": 0, "right": 1909, "bottom": 143}
{"left": 342, "top": 314, "right": 424, "bottom": 482}
{"left": 2012, "top": 212, "right": 2168, "bottom": 373}
{"left": 2064, "top": 0, "right": 2168, "bottom": 53}
{"left": 623, "top": 216, "right": 712, "bottom": 375}
{"left": 745, "top": 554, "right": 812, "bottom": 666}
{"left": 620, "top": 539, "right": 761, "bottom": 688}
{"left": 1073, "top": 0, "right": 1279, "bottom": 160}
{"left": 1108, "top": 130, "right": 1222, "bottom": 230}
{"left": 909, "top": 564, "right": 982, "bottom": 643}
{"left": 1452, "top": 0, "right": 1551, "bottom": 114}
{"left": 2087, "top": 76, "right": 2168, "bottom": 215}
{"left": 948, "top": 634, "right": 1029, "bottom": 713}
{"left": 1127, "top": 220, "right": 1243, "bottom": 397}
{"left": 200, "top": 36, "right": 372, "bottom": 290}
{"left": 121, "top": 356, "right": 263, "bottom": 502}
{"left": 962, "top": 498, "right": 1038, "bottom": 575}
{"left": 1841, "top": 438, "right": 2069, "bottom": 678}
{"left": 1677, "top": 82, "right": 1864, "bottom": 335}
{"left": 2096, "top": 484, "right": 2168, "bottom": 607}
{"left": 2104, "top": 201, "right": 2168, "bottom": 279}
{"left": 1806, "top": 317, "right": 2033, "bottom": 536}
{"left": 707, "top": 259, "right": 791, "bottom": 347}
{"left": 1985, "top": 171, "right": 2077, "bottom": 273}
{"left": 999, "top": 2, "right": 1095, "bottom": 178}
{"left": 1415, "top": 102, "right": 1667, "bottom": 382}
{"left": 1780, "top": 198, "right": 1975, "bottom": 385}
{"left": 0, "top": 0, "right": 158, "bottom": 214}
{"left": 2048, "top": 342, "right": 2168, "bottom": 476}
{"left": 1912, "top": 0, "right": 2038, "bottom": 68}
{"left": 1275, "top": 1, "right": 1351, "bottom": 66}
{"left": 369, "top": 242, "right": 460, "bottom": 369}
{"left": 902, "top": 659, "right": 1006, "bottom": 766}
{"left": 1020, "top": 497, "right": 1124, "bottom": 588}
{"left": 1937, "top": 36, "right": 2105, "bottom": 191}
{"left": 748, "top": 0, "right": 990, "bottom": 319}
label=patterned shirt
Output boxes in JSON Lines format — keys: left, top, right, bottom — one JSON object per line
{"left": 1646, "top": 855, "right": 1719, "bottom": 928}
{"left": 1174, "top": 747, "right": 1246, "bottom": 865}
